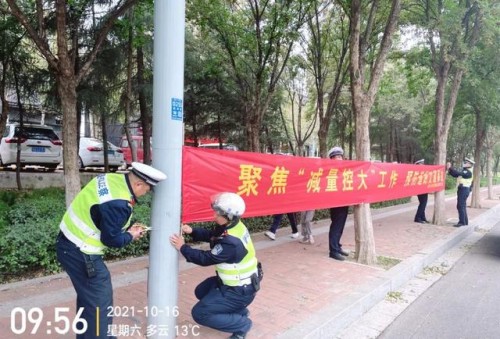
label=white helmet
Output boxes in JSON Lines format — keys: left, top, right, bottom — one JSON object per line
{"left": 328, "top": 146, "right": 344, "bottom": 158}
{"left": 211, "top": 192, "right": 246, "bottom": 220}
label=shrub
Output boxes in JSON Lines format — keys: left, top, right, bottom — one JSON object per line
{"left": 0, "top": 188, "right": 66, "bottom": 282}
{"left": 0, "top": 187, "right": 415, "bottom": 283}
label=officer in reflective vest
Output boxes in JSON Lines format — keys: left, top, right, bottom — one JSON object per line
{"left": 446, "top": 158, "right": 474, "bottom": 227}
{"left": 170, "top": 192, "right": 259, "bottom": 339}
{"left": 56, "top": 162, "right": 166, "bottom": 338}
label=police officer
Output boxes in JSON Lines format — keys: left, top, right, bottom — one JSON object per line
{"left": 414, "top": 159, "right": 429, "bottom": 224}
{"left": 170, "top": 192, "right": 259, "bottom": 339}
{"left": 328, "top": 146, "right": 350, "bottom": 261}
{"left": 56, "top": 162, "right": 166, "bottom": 338}
{"left": 446, "top": 158, "right": 474, "bottom": 227}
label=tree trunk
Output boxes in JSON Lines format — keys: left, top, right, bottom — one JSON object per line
{"left": 348, "top": 0, "right": 401, "bottom": 265}
{"left": 245, "top": 107, "right": 262, "bottom": 152}
{"left": 486, "top": 140, "right": 493, "bottom": 200}
{"left": 353, "top": 104, "right": 377, "bottom": 264}
{"left": 471, "top": 109, "right": 485, "bottom": 208}
{"left": 137, "top": 46, "right": 152, "bottom": 165}
{"left": 101, "top": 113, "right": 109, "bottom": 171}
{"left": 432, "top": 68, "right": 464, "bottom": 224}
{"left": 318, "top": 123, "right": 329, "bottom": 158}
{"left": 0, "top": 60, "right": 9, "bottom": 136}
{"left": 58, "top": 74, "right": 81, "bottom": 206}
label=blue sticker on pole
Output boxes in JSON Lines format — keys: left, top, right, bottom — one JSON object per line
{"left": 171, "top": 98, "right": 183, "bottom": 121}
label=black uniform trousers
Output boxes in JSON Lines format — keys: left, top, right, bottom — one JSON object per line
{"left": 414, "top": 193, "right": 428, "bottom": 222}
{"left": 457, "top": 186, "right": 471, "bottom": 225}
{"left": 191, "top": 276, "right": 256, "bottom": 335}
{"left": 329, "top": 206, "right": 349, "bottom": 256}
{"left": 56, "top": 232, "right": 115, "bottom": 339}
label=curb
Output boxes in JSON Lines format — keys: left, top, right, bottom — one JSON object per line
{"left": 278, "top": 202, "right": 500, "bottom": 339}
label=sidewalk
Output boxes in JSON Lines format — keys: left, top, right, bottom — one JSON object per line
{"left": 1, "top": 187, "right": 500, "bottom": 339}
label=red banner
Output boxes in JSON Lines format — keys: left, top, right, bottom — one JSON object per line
{"left": 182, "top": 147, "right": 445, "bottom": 223}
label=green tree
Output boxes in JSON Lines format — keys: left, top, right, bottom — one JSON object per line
{"left": 408, "top": 0, "right": 483, "bottom": 225}
{"left": 188, "top": 0, "right": 313, "bottom": 152}
{"left": 348, "top": 0, "right": 402, "bottom": 264}
{"left": 302, "top": 1, "right": 350, "bottom": 157}
{"left": 3, "top": 0, "right": 139, "bottom": 206}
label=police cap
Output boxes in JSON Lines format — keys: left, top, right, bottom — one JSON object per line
{"left": 464, "top": 158, "right": 475, "bottom": 165}
{"left": 415, "top": 159, "right": 425, "bottom": 165}
{"left": 131, "top": 162, "right": 167, "bottom": 186}
{"left": 328, "top": 146, "right": 344, "bottom": 159}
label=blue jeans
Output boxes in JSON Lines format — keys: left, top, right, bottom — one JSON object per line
{"left": 192, "top": 277, "right": 255, "bottom": 335}
{"left": 56, "top": 233, "right": 114, "bottom": 338}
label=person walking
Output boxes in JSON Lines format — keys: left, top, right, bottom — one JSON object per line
{"left": 447, "top": 158, "right": 474, "bottom": 227}
{"left": 299, "top": 210, "right": 315, "bottom": 244}
{"left": 264, "top": 212, "right": 300, "bottom": 240}
{"left": 56, "top": 162, "right": 167, "bottom": 338}
{"left": 170, "top": 192, "right": 260, "bottom": 339}
{"left": 414, "top": 159, "right": 429, "bottom": 224}
{"left": 328, "top": 146, "right": 350, "bottom": 261}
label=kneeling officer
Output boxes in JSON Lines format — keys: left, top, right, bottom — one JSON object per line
{"left": 170, "top": 192, "right": 260, "bottom": 339}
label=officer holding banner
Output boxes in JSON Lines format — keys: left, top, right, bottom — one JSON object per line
{"left": 414, "top": 159, "right": 429, "bottom": 224}
{"left": 328, "top": 146, "right": 350, "bottom": 261}
{"left": 446, "top": 158, "right": 475, "bottom": 227}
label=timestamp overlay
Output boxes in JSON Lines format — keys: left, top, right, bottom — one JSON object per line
{"left": 8, "top": 306, "right": 200, "bottom": 338}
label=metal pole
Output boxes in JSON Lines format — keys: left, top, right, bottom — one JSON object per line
{"left": 148, "top": 1, "right": 185, "bottom": 338}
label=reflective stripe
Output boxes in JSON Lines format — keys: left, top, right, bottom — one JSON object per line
{"left": 217, "top": 257, "right": 257, "bottom": 271}
{"left": 66, "top": 206, "right": 100, "bottom": 241}
{"left": 457, "top": 168, "right": 473, "bottom": 187}
{"left": 215, "top": 221, "right": 258, "bottom": 286}
{"left": 60, "top": 221, "right": 104, "bottom": 254}
{"left": 59, "top": 174, "right": 132, "bottom": 255}
{"left": 217, "top": 268, "right": 258, "bottom": 286}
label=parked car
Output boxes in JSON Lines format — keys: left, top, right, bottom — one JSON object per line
{"left": 79, "top": 137, "right": 125, "bottom": 171}
{"left": 198, "top": 143, "right": 239, "bottom": 151}
{"left": 0, "top": 123, "right": 62, "bottom": 171}
{"left": 120, "top": 135, "right": 152, "bottom": 165}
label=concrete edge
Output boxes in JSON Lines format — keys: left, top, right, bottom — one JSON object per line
{"left": 279, "top": 203, "right": 500, "bottom": 339}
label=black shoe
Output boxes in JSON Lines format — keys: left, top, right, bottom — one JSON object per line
{"left": 453, "top": 223, "right": 465, "bottom": 227}
{"left": 228, "top": 334, "right": 246, "bottom": 339}
{"left": 415, "top": 220, "right": 426, "bottom": 224}
{"left": 339, "top": 249, "right": 349, "bottom": 256}
{"left": 329, "top": 252, "right": 345, "bottom": 261}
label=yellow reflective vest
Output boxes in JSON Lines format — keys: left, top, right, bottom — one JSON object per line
{"left": 59, "top": 174, "right": 133, "bottom": 254}
{"left": 458, "top": 168, "right": 473, "bottom": 188}
{"left": 215, "top": 221, "right": 258, "bottom": 287}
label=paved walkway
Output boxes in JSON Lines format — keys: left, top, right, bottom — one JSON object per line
{"left": 1, "top": 187, "right": 500, "bottom": 339}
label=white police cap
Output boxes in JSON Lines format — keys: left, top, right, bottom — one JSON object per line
{"left": 131, "top": 162, "right": 167, "bottom": 186}
{"left": 415, "top": 159, "right": 425, "bottom": 165}
{"left": 464, "top": 158, "right": 475, "bottom": 165}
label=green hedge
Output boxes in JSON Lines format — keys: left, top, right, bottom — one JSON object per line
{"left": 0, "top": 188, "right": 410, "bottom": 283}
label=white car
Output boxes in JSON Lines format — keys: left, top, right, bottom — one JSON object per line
{"left": 79, "top": 137, "right": 125, "bottom": 171}
{"left": 0, "top": 123, "right": 62, "bottom": 171}
{"left": 198, "top": 143, "right": 239, "bottom": 151}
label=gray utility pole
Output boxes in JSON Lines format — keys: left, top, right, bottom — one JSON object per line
{"left": 148, "top": 1, "right": 185, "bottom": 338}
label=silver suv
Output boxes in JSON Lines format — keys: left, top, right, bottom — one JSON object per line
{"left": 0, "top": 123, "right": 62, "bottom": 171}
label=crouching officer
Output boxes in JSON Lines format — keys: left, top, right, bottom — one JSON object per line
{"left": 170, "top": 192, "right": 260, "bottom": 339}
{"left": 446, "top": 158, "right": 474, "bottom": 227}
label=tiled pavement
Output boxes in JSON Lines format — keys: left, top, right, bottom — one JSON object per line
{"left": 1, "top": 187, "right": 500, "bottom": 339}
